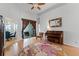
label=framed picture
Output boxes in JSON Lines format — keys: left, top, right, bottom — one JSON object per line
{"left": 49, "top": 17, "right": 62, "bottom": 27}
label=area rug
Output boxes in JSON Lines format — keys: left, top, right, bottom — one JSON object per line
{"left": 19, "top": 41, "right": 66, "bottom": 56}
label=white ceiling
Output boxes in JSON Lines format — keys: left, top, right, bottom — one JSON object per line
{"left": 11, "top": 3, "right": 58, "bottom": 15}
{"left": 0, "top": 3, "right": 66, "bottom": 16}
{"left": 27, "top": 3, "right": 66, "bottom": 15}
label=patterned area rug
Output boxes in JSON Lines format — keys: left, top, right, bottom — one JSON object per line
{"left": 19, "top": 40, "right": 67, "bottom": 56}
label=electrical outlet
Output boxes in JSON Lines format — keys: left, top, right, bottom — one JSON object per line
{"left": 75, "top": 41, "right": 78, "bottom": 43}
{"left": 71, "top": 41, "right": 78, "bottom": 44}
{"left": 71, "top": 41, "right": 79, "bottom": 45}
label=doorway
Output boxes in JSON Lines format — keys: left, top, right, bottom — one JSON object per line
{"left": 22, "top": 18, "right": 36, "bottom": 39}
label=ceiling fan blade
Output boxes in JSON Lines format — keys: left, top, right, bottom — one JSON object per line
{"left": 31, "top": 6, "right": 34, "bottom": 9}
{"left": 38, "top": 3, "right": 45, "bottom": 5}
{"left": 28, "top": 3, "right": 33, "bottom": 5}
{"left": 28, "top": 3, "right": 45, "bottom": 5}
{"left": 37, "top": 7, "right": 41, "bottom": 10}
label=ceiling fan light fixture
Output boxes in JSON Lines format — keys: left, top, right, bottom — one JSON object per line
{"left": 29, "top": 3, "right": 45, "bottom": 10}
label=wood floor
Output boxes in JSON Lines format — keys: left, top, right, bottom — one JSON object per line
{"left": 4, "top": 37, "right": 79, "bottom": 56}
{"left": 62, "top": 44, "right": 79, "bottom": 56}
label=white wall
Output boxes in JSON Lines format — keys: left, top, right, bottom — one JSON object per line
{"left": 39, "top": 3, "right": 79, "bottom": 47}
{"left": 0, "top": 3, "right": 36, "bottom": 40}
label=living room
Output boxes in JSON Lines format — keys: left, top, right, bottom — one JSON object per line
{"left": 0, "top": 3, "right": 79, "bottom": 56}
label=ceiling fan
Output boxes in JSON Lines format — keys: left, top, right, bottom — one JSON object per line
{"left": 29, "top": 3, "right": 45, "bottom": 10}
